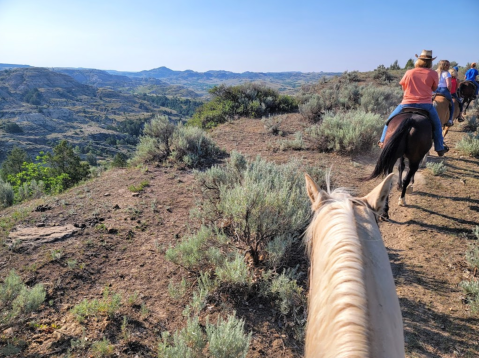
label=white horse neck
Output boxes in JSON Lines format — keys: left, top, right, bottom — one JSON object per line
{"left": 305, "top": 196, "right": 404, "bottom": 358}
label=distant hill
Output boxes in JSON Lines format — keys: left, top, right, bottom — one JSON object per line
{"left": 0, "top": 63, "right": 31, "bottom": 70}
{"left": 51, "top": 68, "right": 200, "bottom": 98}
{"left": 107, "top": 66, "right": 341, "bottom": 95}
{"left": 0, "top": 67, "right": 202, "bottom": 162}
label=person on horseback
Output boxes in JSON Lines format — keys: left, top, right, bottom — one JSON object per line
{"left": 464, "top": 63, "right": 479, "bottom": 98}
{"left": 435, "top": 60, "right": 454, "bottom": 127}
{"left": 449, "top": 67, "right": 465, "bottom": 122}
{"left": 378, "top": 50, "right": 448, "bottom": 156}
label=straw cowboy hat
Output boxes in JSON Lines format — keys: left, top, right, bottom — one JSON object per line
{"left": 415, "top": 50, "right": 437, "bottom": 60}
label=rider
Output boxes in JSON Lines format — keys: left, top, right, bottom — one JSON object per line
{"left": 449, "top": 67, "right": 465, "bottom": 122}
{"left": 378, "top": 50, "right": 448, "bottom": 156}
{"left": 435, "top": 60, "right": 454, "bottom": 127}
{"left": 464, "top": 63, "right": 479, "bottom": 98}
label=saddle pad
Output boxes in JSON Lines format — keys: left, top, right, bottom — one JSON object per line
{"left": 385, "top": 109, "right": 429, "bottom": 126}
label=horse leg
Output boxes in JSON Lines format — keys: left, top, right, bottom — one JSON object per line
{"left": 464, "top": 100, "right": 471, "bottom": 115}
{"left": 397, "top": 157, "right": 405, "bottom": 191}
{"left": 398, "top": 162, "right": 419, "bottom": 206}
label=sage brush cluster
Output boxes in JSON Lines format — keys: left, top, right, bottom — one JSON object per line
{"left": 455, "top": 131, "right": 479, "bottom": 157}
{"left": 306, "top": 110, "right": 383, "bottom": 153}
{"left": 133, "top": 115, "right": 222, "bottom": 167}
{"left": 0, "top": 270, "right": 46, "bottom": 325}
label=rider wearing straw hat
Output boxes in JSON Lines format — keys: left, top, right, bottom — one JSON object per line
{"left": 378, "top": 50, "right": 448, "bottom": 156}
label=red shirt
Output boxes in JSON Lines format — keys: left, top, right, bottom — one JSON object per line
{"left": 400, "top": 68, "right": 438, "bottom": 104}
{"left": 450, "top": 78, "right": 457, "bottom": 94}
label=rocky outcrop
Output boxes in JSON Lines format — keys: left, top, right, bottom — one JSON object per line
{"left": 7, "top": 224, "right": 79, "bottom": 249}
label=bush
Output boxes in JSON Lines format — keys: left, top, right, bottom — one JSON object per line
{"left": 466, "top": 242, "right": 479, "bottom": 270}
{"left": 426, "top": 161, "right": 447, "bottom": 176}
{"left": 133, "top": 116, "right": 221, "bottom": 167}
{"left": 373, "top": 66, "right": 394, "bottom": 83}
{"left": 188, "top": 83, "right": 297, "bottom": 129}
{"left": 205, "top": 315, "right": 251, "bottom": 358}
{"left": 280, "top": 132, "right": 304, "bottom": 151}
{"left": 70, "top": 288, "right": 122, "bottom": 323}
{"left": 360, "top": 84, "right": 403, "bottom": 115}
{"left": 193, "top": 152, "right": 323, "bottom": 264}
{"left": 456, "top": 132, "right": 479, "bottom": 157}
{"left": 460, "top": 280, "right": 479, "bottom": 313}
{"left": 299, "top": 95, "right": 323, "bottom": 123}
{"left": 214, "top": 253, "right": 250, "bottom": 285}
{"left": 91, "top": 338, "right": 115, "bottom": 357}
{"left": 338, "top": 84, "right": 361, "bottom": 110}
{"left": 1, "top": 147, "right": 31, "bottom": 181}
{"left": 0, "top": 270, "right": 46, "bottom": 324}
{"left": 170, "top": 125, "right": 222, "bottom": 167}
{"left": 3, "top": 122, "right": 23, "bottom": 134}
{"left": 306, "top": 110, "right": 383, "bottom": 153}
{"left": 0, "top": 180, "right": 14, "bottom": 208}
{"left": 463, "top": 116, "right": 479, "bottom": 132}
{"left": 262, "top": 115, "right": 283, "bottom": 135}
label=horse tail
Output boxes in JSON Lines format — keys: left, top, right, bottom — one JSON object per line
{"left": 366, "top": 117, "right": 413, "bottom": 181}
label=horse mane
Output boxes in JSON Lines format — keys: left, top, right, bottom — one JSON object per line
{"left": 304, "top": 185, "right": 371, "bottom": 358}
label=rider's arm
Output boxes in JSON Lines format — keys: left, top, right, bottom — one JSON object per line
{"left": 446, "top": 77, "right": 452, "bottom": 91}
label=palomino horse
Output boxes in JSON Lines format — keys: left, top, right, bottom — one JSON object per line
{"left": 433, "top": 95, "right": 459, "bottom": 138}
{"left": 458, "top": 81, "right": 476, "bottom": 115}
{"left": 367, "top": 110, "right": 432, "bottom": 217}
{"left": 304, "top": 173, "right": 404, "bottom": 358}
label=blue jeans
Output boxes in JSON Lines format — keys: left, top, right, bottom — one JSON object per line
{"left": 379, "top": 103, "right": 445, "bottom": 151}
{"left": 452, "top": 93, "right": 463, "bottom": 112}
{"left": 435, "top": 87, "right": 454, "bottom": 122}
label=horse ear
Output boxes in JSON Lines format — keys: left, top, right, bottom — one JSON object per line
{"left": 360, "top": 173, "right": 395, "bottom": 213}
{"left": 305, "top": 174, "right": 319, "bottom": 204}
{"left": 305, "top": 174, "right": 331, "bottom": 206}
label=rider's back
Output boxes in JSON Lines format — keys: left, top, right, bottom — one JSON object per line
{"left": 400, "top": 68, "right": 438, "bottom": 104}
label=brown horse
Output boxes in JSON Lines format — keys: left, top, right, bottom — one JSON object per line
{"left": 458, "top": 81, "right": 476, "bottom": 115}
{"left": 367, "top": 110, "right": 432, "bottom": 218}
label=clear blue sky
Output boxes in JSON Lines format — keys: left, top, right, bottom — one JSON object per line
{"left": 1, "top": 0, "right": 478, "bottom": 73}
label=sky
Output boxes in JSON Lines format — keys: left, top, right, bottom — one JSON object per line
{"left": 0, "top": 0, "right": 478, "bottom": 73}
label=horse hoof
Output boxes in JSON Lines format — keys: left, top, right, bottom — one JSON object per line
{"left": 406, "top": 185, "right": 414, "bottom": 194}
{"left": 398, "top": 197, "right": 406, "bottom": 206}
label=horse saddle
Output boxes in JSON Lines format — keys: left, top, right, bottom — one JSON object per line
{"left": 432, "top": 93, "right": 452, "bottom": 105}
{"left": 464, "top": 80, "right": 478, "bottom": 90}
{"left": 385, "top": 107, "right": 430, "bottom": 126}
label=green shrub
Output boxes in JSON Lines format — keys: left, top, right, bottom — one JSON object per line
{"left": 16, "top": 179, "right": 45, "bottom": 201}
{"left": 188, "top": 83, "right": 297, "bottom": 129}
{"left": 360, "top": 84, "right": 403, "bottom": 115}
{"left": 193, "top": 152, "right": 323, "bottom": 264}
{"left": 0, "top": 180, "right": 14, "bottom": 208}
{"left": 158, "top": 314, "right": 250, "bottom": 358}
{"left": 463, "top": 116, "right": 478, "bottom": 132}
{"left": 426, "top": 161, "right": 447, "bottom": 176}
{"left": 128, "top": 180, "right": 149, "bottom": 192}
{"left": 460, "top": 280, "right": 479, "bottom": 313}
{"left": 3, "top": 122, "right": 23, "bottom": 134}
{"left": 466, "top": 242, "right": 479, "bottom": 270}
{"left": 306, "top": 109, "right": 383, "bottom": 153}
{"left": 205, "top": 315, "right": 251, "bottom": 358}
{"left": 1, "top": 147, "right": 31, "bottom": 181}
{"left": 373, "top": 65, "right": 394, "bottom": 83}
{"left": 0, "top": 270, "right": 46, "bottom": 324}
{"left": 111, "top": 152, "right": 128, "bottom": 168}
{"left": 157, "top": 316, "right": 206, "bottom": 358}
{"left": 215, "top": 253, "right": 250, "bottom": 285}
{"left": 262, "top": 115, "right": 283, "bottom": 135}
{"left": 340, "top": 71, "right": 360, "bottom": 83}
{"left": 91, "top": 338, "right": 114, "bottom": 357}
{"left": 70, "top": 288, "right": 122, "bottom": 323}
{"left": 280, "top": 132, "right": 304, "bottom": 151}
{"left": 170, "top": 125, "right": 221, "bottom": 167}
{"left": 299, "top": 94, "right": 323, "bottom": 123}
{"left": 165, "top": 226, "right": 228, "bottom": 271}
{"left": 456, "top": 132, "right": 479, "bottom": 157}
{"left": 133, "top": 116, "right": 221, "bottom": 167}
{"left": 338, "top": 84, "right": 361, "bottom": 110}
